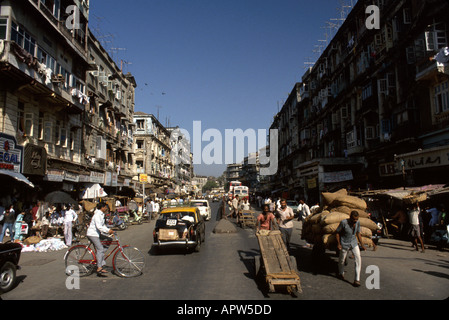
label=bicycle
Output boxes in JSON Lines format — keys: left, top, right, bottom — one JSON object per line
{"left": 64, "top": 233, "right": 145, "bottom": 278}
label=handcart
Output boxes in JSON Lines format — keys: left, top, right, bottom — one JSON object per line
{"left": 239, "top": 210, "right": 257, "bottom": 229}
{"left": 254, "top": 230, "right": 302, "bottom": 294}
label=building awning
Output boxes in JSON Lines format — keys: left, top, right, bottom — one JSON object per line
{"left": 0, "top": 170, "right": 34, "bottom": 188}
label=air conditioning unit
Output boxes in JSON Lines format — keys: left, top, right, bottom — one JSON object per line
{"left": 51, "top": 74, "right": 64, "bottom": 83}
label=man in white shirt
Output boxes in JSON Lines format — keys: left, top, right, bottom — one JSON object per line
{"left": 408, "top": 203, "right": 425, "bottom": 253}
{"left": 298, "top": 200, "right": 311, "bottom": 222}
{"left": 276, "top": 199, "right": 295, "bottom": 250}
{"left": 64, "top": 205, "right": 78, "bottom": 246}
{"left": 87, "top": 202, "right": 114, "bottom": 276}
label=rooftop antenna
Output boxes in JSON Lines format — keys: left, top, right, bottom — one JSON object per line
{"left": 155, "top": 105, "right": 163, "bottom": 121}
{"left": 108, "top": 47, "right": 126, "bottom": 59}
{"left": 120, "top": 60, "right": 133, "bottom": 73}
{"left": 303, "top": 56, "right": 315, "bottom": 70}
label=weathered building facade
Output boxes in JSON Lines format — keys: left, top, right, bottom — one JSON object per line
{"left": 266, "top": 0, "right": 449, "bottom": 203}
{"left": 0, "top": 0, "right": 138, "bottom": 202}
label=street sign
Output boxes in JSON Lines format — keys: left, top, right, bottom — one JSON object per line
{"left": 139, "top": 174, "right": 148, "bottom": 183}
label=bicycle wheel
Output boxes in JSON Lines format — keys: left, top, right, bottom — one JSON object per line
{"left": 113, "top": 246, "right": 145, "bottom": 278}
{"left": 65, "top": 245, "right": 96, "bottom": 277}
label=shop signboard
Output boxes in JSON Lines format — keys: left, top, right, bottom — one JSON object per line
{"left": 0, "top": 133, "right": 23, "bottom": 173}
{"left": 322, "top": 170, "right": 354, "bottom": 184}
{"left": 90, "top": 171, "right": 105, "bottom": 183}
{"left": 396, "top": 146, "right": 449, "bottom": 171}
{"left": 23, "top": 144, "right": 47, "bottom": 176}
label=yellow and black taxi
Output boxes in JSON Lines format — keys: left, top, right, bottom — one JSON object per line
{"left": 152, "top": 206, "right": 206, "bottom": 253}
{"left": 0, "top": 242, "right": 22, "bottom": 294}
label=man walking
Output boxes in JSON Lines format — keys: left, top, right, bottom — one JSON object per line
{"left": 408, "top": 203, "right": 425, "bottom": 253}
{"left": 298, "top": 199, "right": 311, "bottom": 221}
{"left": 276, "top": 199, "right": 295, "bottom": 250}
{"left": 0, "top": 206, "right": 15, "bottom": 243}
{"left": 228, "top": 195, "right": 239, "bottom": 219}
{"left": 336, "top": 211, "right": 366, "bottom": 287}
{"left": 64, "top": 204, "right": 78, "bottom": 246}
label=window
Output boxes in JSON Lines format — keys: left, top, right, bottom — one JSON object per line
{"left": 346, "top": 130, "right": 356, "bottom": 148}
{"left": 37, "top": 47, "right": 57, "bottom": 72}
{"left": 38, "top": 112, "right": 44, "bottom": 140}
{"left": 11, "top": 22, "right": 36, "bottom": 55}
{"left": 362, "top": 84, "right": 372, "bottom": 100}
{"left": 365, "top": 126, "right": 376, "bottom": 140}
{"left": 41, "top": 0, "right": 61, "bottom": 19}
{"left": 44, "top": 121, "right": 52, "bottom": 143}
{"left": 55, "top": 120, "right": 60, "bottom": 145}
{"left": 136, "top": 120, "right": 145, "bottom": 130}
{"left": 17, "top": 102, "right": 25, "bottom": 134}
{"left": 403, "top": 8, "right": 411, "bottom": 24}
{"left": 60, "top": 128, "right": 67, "bottom": 148}
{"left": 25, "top": 113, "right": 33, "bottom": 137}
{"left": 425, "top": 22, "right": 447, "bottom": 51}
{"left": 0, "top": 19, "right": 7, "bottom": 39}
{"left": 70, "top": 132, "right": 75, "bottom": 151}
{"left": 434, "top": 81, "right": 449, "bottom": 114}
{"left": 137, "top": 140, "right": 144, "bottom": 149}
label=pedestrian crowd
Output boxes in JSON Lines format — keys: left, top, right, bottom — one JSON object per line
{"left": 0, "top": 201, "right": 80, "bottom": 247}
{"left": 227, "top": 193, "right": 449, "bottom": 288}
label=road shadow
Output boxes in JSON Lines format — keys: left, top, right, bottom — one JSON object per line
{"left": 289, "top": 243, "right": 339, "bottom": 277}
{"left": 412, "top": 268, "right": 449, "bottom": 280}
{"left": 148, "top": 245, "right": 195, "bottom": 256}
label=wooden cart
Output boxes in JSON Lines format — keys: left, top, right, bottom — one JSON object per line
{"left": 239, "top": 210, "right": 257, "bottom": 229}
{"left": 254, "top": 230, "right": 302, "bottom": 294}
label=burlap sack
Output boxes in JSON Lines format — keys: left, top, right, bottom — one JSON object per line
{"left": 321, "top": 212, "right": 349, "bottom": 226}
{"left": 311, "top": 223, "right": 322, "bottom": 235}
{"left": 330, "top": 206, "right": 370, "bottom": 218}
{"left": 330, "top": 195, "right": 367, "bottom": 210}
{"left": 322, "top": 223, "right": 339, "bottom": 234}
{"left": 359, "top": 218, "right": 379, "bottom": 232}
{"left": 308, "top": 211, "right": 329, "bottom": 224}
{"left": 361, "top": 227, "right": 373, "bottom": 238}
{"left": 361, "top": 236, "right": 374, "bottom": 248}
{"left": 23, "top": 236, "right": 41, "bottom": 245}
{"left": 322, "top": 234, "right": 338, "bottom": 249}
{"left": 322, "top": 189, "right": 348, "bottom": 205}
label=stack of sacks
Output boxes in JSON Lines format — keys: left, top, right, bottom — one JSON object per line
{"left": 302, "top": 189, "right": 378, "bottom": 250}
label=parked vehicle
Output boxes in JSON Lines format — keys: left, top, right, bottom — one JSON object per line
{"left": 189, "top": 199, "right": 211, "bottom": 221}
{"left": 152, "top": 207, "right": 206, "bottom": 253}
{"left": 286, "top": 200, "right": 299, "bottom": 217}
{"left": 105, "top": 211, "right": 127, "bottom": 230}
{"left": 0, "top": 242, "right": 22, "bottom": 294}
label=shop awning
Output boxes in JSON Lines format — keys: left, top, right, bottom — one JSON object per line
{"left": 0, "top": 170, "right": 34, "bottom": 188}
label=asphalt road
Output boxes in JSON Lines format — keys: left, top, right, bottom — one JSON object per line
{"left": 1, "top": 201, "right": 449, "bottom": 301}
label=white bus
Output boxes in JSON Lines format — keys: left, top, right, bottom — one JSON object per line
{"left": 233, "top": 186, "right": 249, "bottom": 199}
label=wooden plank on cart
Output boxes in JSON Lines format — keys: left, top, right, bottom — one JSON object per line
{"left": 256, "top": 230, "right": 302, "bottom": 293}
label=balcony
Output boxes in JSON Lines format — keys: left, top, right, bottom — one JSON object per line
{"left": 416, "top": 60, "right": 449, "bottom": 81}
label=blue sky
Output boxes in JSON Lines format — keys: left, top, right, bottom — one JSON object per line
{"left": 90, "top": 0, "right": 352, "bottom": 176}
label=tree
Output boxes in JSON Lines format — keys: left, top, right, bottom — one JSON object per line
{"left": 202, "top": 180, "right": 218, "bottom": 193}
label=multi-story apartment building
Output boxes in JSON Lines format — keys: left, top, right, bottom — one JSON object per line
{"left": 225, "top": 162, "right": 242, "bottom": 191}
{"left": 240, "top": 152, "right": 260, "bottom": 193}
{"left": 167, "top": 126, "right": 193, "bottom": 195}
{"left": 0, "top": 0, "right": 139, "bottom": 203}
{"left": 0, "top": 0, "right": 91, "bottom": 202}
{"left": 133, "top": 112, "right": 174, "bottom": 193}
{"left": 269, "top": 0, "right": 449, "bottom": 203}
{"left": 82, "top": 31, "right": 137, "bottom": 195}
